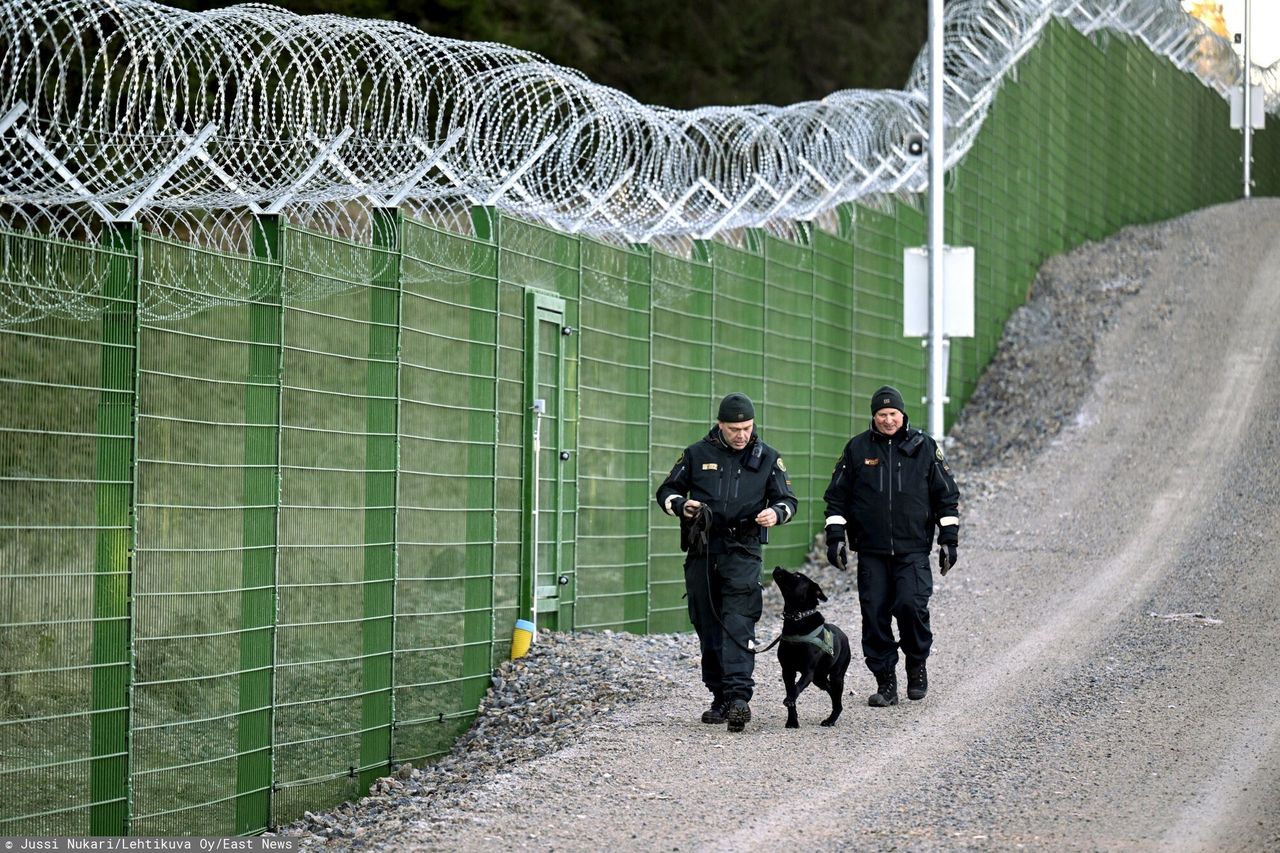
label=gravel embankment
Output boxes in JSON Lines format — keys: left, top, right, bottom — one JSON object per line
{"left": 281, "top": 198, "right": 1280, "bottom": 851}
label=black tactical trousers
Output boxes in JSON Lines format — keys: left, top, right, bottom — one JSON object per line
{"left": 856, "top": 550, "right": 933, "bottom": 675}
{"left": 684, "top": 542, "right": 764, "bottom": 703}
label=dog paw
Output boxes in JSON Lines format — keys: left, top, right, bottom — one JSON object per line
{"left": 820, "top": 719, "right": 836, "bottom": 727}
{"left": 785, "top": 719, "right": 799, "bottom": 729}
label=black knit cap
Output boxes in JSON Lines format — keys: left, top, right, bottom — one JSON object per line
{"left": 717, "top": 392, "right": 755, "bottom": 423}
{"left": 870, "top": 385, "right": 906, "bottom": 415}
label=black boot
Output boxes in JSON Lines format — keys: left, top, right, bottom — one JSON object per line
{"left": 726, "top": 698, "right": 752, "bottom": 733}
{"left": 701, "top": 695, "right": 728, "bottom": 724}
{"left": 867, "top": 670, "right": 898, "bottom": 707}
{"left": 907, "top": 662, "right": 928, "bottom": 701}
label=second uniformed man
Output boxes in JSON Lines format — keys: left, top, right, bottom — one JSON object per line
{"left": 823, "top": 385, "right": 960, "bottom": 706}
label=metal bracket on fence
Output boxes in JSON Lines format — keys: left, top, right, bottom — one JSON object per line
{"left": 180, "top": 130, "right": 263, "bottom": 214}
{"left": 566, "top": 167, "right": 634, "bottom": 234}
{"left": 1133, "top": 8, "right": 1162, "bottom": 45}
{"left": 794, "top": 156, "right": 858, "bottom": 221}
{"left": 0, "top": 100, "right": 28, "bottom": 136}
{"left": 410, "top": 136, "right": 480, "bottom": 205}
{"left": 797, "top": 156, "right": 837, "bottom": 195}
{"left": 695, "top": 181, "right": 763, "bottom": 239}
{"left": 848, "top": 152, "right": 894, "bottom": 197}
{"left": 978, "top": 16, "right": 1013, "bottom": 51}
{"left": 3, "top": 101, "right": 114, "bottom": 221}
{"left": 386, "top": 128, "right": 464, "bottom": 207}
{"left": 987, "top": 3, "right": 1019, "bottom": 38}
{"left": 641, "top": 182, "right": 701, "bottom": 242}
{"left": 266, "top": 126, "right": 354, "bottom": 214}
{"left": 483, "top": 133, "right": 558, "bottom": 206}
{"left": 960, "top": 36, "right": 991, "bottom": 67}
{"left": 116, "top": 123, "right": 218, "bottom": 222}
{"left": 306, "top": 130, "right": 387, "bottom": 207}
{"left": 1060, "top": 1, "right": 1091, "bottom": 25}
{"left": 752, "top": 175, "right": 804, "bottom": 224}
{"left": 888, "top": 155, "right": 927, "bottom": 193}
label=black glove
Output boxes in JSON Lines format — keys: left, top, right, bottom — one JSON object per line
{"left": 938, "top": 544, "right": 958, "bottom": 575}
{"left": 825, "top": 524, "right": 848, "bottom": 571}
{"left": 688, "top": 504, "right": 713, "bottom": 556}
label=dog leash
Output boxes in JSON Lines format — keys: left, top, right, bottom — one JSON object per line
{"left": 688, "top": 504, "right": 793, "bottom": 656}
{"left": 697, "top": 523, "right": 782, "bottom": 656}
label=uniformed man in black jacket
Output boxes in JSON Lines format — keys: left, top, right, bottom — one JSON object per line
{"left": 823, "top": 385, "right": 959, "bottom": 707}
{"left": 657, "top": 392, "right": 798, "bottom": 732}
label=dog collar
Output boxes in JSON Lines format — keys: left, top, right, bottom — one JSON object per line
{"left": 783, "top": 608, "right": 819, "bottom": 620}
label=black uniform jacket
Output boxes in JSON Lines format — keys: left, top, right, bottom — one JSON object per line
{"left": 656, "top": 427, "right": 798, "bottom": 542}
{"left": 823, "top": 416, "right": 959, "bottom": 555}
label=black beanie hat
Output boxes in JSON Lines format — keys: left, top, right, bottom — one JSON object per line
{"left": 870, "top": 385, "right": 906, "bottom": 415}
{"left": 717, "top": 392, "right": 755, "bottom": 423}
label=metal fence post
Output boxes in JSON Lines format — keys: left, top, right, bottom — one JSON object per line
{"left": 236, "top": 213, "right": 283, "bottom": 834}
{"left": 361, "top": 207, "right": 402, "bottom": 789}
{"left": 464, "top": 206, "right": 498, "bottom": 691}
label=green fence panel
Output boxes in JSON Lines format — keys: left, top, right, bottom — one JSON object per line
{"left": 647, "top": 245, "right": 713, "bottom": 633}
{"left": 576, "top": 240, "right": 651, "bottom": 632}
{"left": 129, "top": 226, "right": 268, "bottom": 835}
{"left": 0, "top": 230, "right": 125, "bottom": 835}
{"left": 810, "top": 223, "right": 857, "bottom": 516}
{"left": 269, "top": 226, "right": 375, "bottom": 825}
{"left": 760, "top": 231, "right": 815, "bottom": 558}
{"left": 391, "top": 214, "right": 497, "bottom": 767}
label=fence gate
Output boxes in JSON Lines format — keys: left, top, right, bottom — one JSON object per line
{"left": 522, "top": 289, "right": 573, "bottom": 633}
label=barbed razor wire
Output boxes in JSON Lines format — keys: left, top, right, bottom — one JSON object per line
{"left": 0, "top": 0, "right": 1276, "bottom": 322}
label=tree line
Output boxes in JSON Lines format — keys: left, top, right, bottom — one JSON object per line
{"left": 168, "top": 0, "right": 928, "bottom": 108}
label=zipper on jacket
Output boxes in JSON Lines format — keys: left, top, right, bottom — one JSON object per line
{"left": 733, "top": 466, "right": 741, "bottom": 499}
{"left": 887, "top": 438, "right": 894, "bottom": 555}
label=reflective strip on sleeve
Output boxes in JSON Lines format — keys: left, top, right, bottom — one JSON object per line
{"left": 825, "top": 514, "right": 847, "bottom": 526}
{"left": 938, "top": 516, "right": 959, "bottom": 526}
{"left": 663, "top": 495, "right": 680, "bottom": 515}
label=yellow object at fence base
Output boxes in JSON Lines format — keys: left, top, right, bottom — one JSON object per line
{"left": 511, "top": 618, "right": 535, "bottom": 659}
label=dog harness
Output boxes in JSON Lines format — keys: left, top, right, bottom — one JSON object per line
{"left": 781, "top": 623, "right": 835, "bottom": 657}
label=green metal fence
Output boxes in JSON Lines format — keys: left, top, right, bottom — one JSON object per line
{"left": 2, "top": 19, "right": 1278, "bottom": 836}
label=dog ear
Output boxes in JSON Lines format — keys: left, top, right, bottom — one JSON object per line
{"left": 816, "top": 584, "right": 827, "bottom": 602}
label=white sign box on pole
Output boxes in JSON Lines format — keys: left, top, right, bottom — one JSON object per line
{"left": 903, "top": 245, "right": 975, "bottom": 338}
{"left": 1230, "top": 85, "right": 1266, "bottom": 130}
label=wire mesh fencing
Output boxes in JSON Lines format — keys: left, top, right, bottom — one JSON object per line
{"left": 1, "top": 5, "right": 1279, "bottom": 840}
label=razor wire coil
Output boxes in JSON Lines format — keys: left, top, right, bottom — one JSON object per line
{"left": 0, "top": 0, "right": 1276, "bottom": 323}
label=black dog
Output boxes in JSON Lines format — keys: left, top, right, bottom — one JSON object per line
{"left": 771, "top": 566, "right": 852, "bottom": 728}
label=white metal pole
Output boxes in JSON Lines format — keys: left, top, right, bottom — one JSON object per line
{"left": 927, "top": 0, "right": 946, "bottom": 440}
{"left": 1243, "top": 0, "right": 1252, "bottom": 199}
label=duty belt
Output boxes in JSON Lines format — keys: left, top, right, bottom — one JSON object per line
{"left": 714, "top": 522, "right": 760, "bottom": 541}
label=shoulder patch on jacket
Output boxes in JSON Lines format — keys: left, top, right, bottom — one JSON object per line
{"left": 775, "top": 457, "right": 786, "bottom": 472}
{"left": 935, "top": 446, "right": 945, "bottom": 461}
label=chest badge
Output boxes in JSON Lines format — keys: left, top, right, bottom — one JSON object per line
{"left": 863, "top": 458, "right": 880, "bottom": 467}
{"left": 702, "top": 463, "right": 720, "bottom": 471}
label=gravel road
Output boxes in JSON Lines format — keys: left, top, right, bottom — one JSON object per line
{"left": 285, "top": 198, "right": 1280, "bottom": 851}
